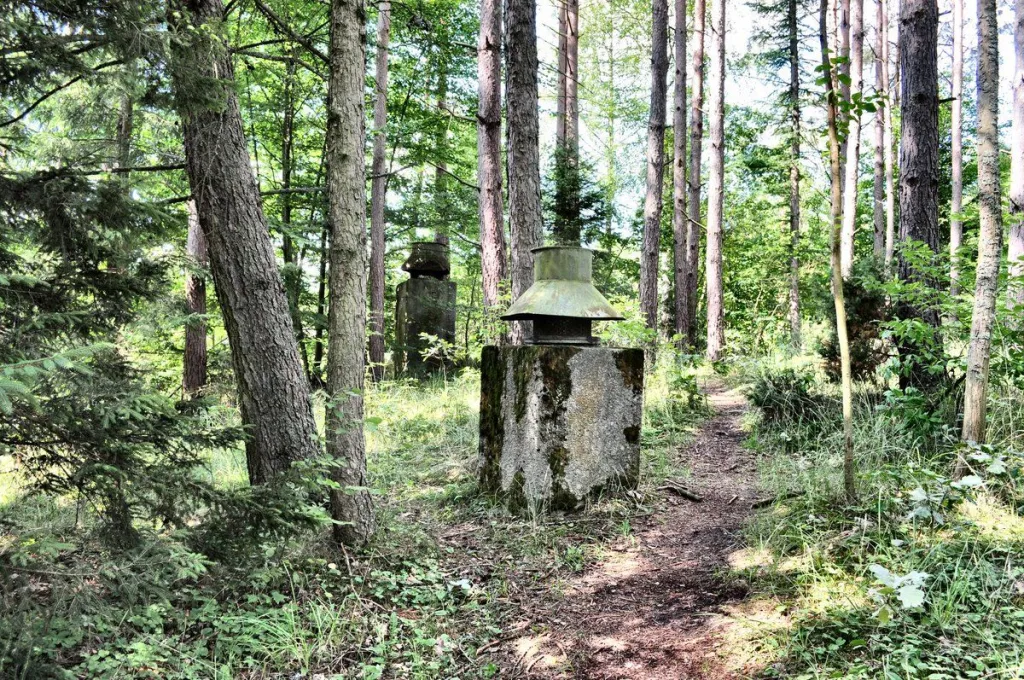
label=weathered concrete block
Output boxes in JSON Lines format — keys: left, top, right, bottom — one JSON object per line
{"left": 478, "top": 345, "right": 644, "bottom": 510}
{"left": 395, "top": 278, "right": 456, "bottom": 377}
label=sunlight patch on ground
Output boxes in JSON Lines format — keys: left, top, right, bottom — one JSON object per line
{"left": 706, "top": 596, "right": 790, "bottom": 674}
{"left": 511, "top": 633, "right": 566, "bottom": 672}
{"left": 728, "top": 546, "right": 773, "bottom": 570}
{"left": 958, "top": 494, "right": 1024, "bottom": 542}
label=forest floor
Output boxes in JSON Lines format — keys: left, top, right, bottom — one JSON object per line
{"left": 486, "top": 382, "right": 771, "bottom": 679}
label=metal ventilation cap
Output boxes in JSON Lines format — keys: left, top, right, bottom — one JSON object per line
{"left": 501, "top": 246, "right": 624, "bottom": 321}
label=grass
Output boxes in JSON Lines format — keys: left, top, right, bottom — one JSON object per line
{"left": 0, "top": 353, "right": 707, "bottom": 679}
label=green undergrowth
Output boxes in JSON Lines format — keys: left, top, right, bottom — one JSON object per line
{"left": 734, "top": 355, "right": 1024, "bottom": 679}
{"left": 0, "top": 354, "right": 707, "bottom": 679}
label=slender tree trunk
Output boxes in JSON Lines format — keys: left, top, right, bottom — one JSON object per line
{"left": 312, "top": 216, "right": 328, "bottom": 388}
{"left": 169, "top": 0, "right": 320, "bottom": 485}
{"left": 280, "top": 56, "right": 309, "bottom": 379}
{"left": 960, "top": 0, "right": 1003, "bottom": 448}
{"left": 821, "top": 0, "right": 856, "bottom": 501}
{"left": 478, "top": 0, "right": 508, "bottom": 312}
{"left": 116, "top": 93, "right": 133, "bottom": 180}
{"left": 183, "top": 199, "right": 208, "bottom": 397}
{"left": 838, "top": 0, "right": 851, "bottom": 194}
{"left": 673, "top": 0, "right": 688, "bottom": 348}
{"left": 882, "top": 0, "right": 895, "bottom": 274}
{"left": 506, "top": 0, "right": 543, "bottom": 343}
{"left": 326, "top": 0, "right": 375, "bottom": 546}
{"left": 566, "top": 0, "right": 579, "bottom": 154}
{"left": 705, "top": 0, "right": 726, "bottom": 361}
{"left": 949, "top": 0, "right": 964, "bottom": 295}
{"left": 788, "top": 0, "right": 802, "bottom": 349}
{"left": 435, "top": 67, "right": 451, "bottom": 247}
{"left": 897, "top": 0, "right": 941, "bottom": 391}
{"left": 368, "top": 0, "right": 391, "bottom": 382}
{"left": 872, "top": 0, "right": 885, "bottom": 261}
{"left": 1008, "top": 0, "right": 1024, "bottom": 311}
{"left": 686, "top": 0, "right": 706, "bottom": 347}
{"left": 840, "top": 0, "right": 864, "bottom": 277}
{"left": 640, "top": 0, "right": 670, "bottom": 331}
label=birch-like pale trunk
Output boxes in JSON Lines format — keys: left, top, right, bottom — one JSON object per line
{"left": 686, "top": 0, "right": 706, "bottom": 347}
{"left": 368, "top": 1, "right": 391, "bottom": 382}
{"left": 640, "top": 0, "right": 670, "bottom": 330}
{"left": 871, "top": 0, "right": 885, "bottom": 260}
{"left": 673, "top": 0, "right": 688, "bottom": 347}
{"left": 961, "top": 0, "right": 1004, "bottom": 448}
{"left": 949, "top": 0, "right": 964, "bottom": 296}
{"left": 705, "top": 0, "right": 726, "bottom": 360}
{"left": 840, "top": 0, "right": 864, "bottom": 278}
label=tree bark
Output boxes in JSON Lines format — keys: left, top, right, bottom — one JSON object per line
{"left": 1008, "top": 0, "right": 1024, "bottom": 311}
{"left": 821, "top": 0, "right": 856, "bottom": 501}
{"left": 435, "top": 66, "right": 451, "bottom": 248}
{"left": 478, "top": 0, "right": 508, "bottom": 312}
{"left": 673, "top": 0, "right": 688, "bottom": 348}
{"left": 871, "top": 0, "right": 885, "bottom": 261}
{"left": 368, "top": 0, "right": 391, "bottom": 382}
{"left": 640, "top": 0, "right": 670, "bottom": 331}
{"left": 882, "top": 0, "right": 895, "bottom": 273}
{"left": 686, "top": 0, "right": 706, "bottom": 347}
{"left": 169, "top": 0, "right": 320, "bottom": 485}
{"left": 326, "top": 0, "right": 376, "bottom": 546}
{"left": 961, "top": 0, "right": 1003, "bottom": 447}
{"left": 788, "top": 0, "right": 802, "bottom": 349}
{"left": 557, "top": 0, "right": 580, "bottom": 155}
{"left": 705, "top": 0, "right": 726, "bottom": 361}
{"left": 840, "top": 0, "right": 864, "bottom": 278}
{"left": 506, "top": 0, "right": 543, "bottom": 343}
{"left": 948, "top": 0, "right": 965, "bottom": 295}
{"left": 183, "top": 199, "right": 208, "bottom": 397}
{"left": 896, "top": 0, "right": 941, "bottom": 390}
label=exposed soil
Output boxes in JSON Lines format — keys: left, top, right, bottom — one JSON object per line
{"left": 493, "top": 381, "right": 763, "bottom": 679}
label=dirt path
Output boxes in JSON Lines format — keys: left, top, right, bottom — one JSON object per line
{"left": 501, "top": 382, "right": 762, "bottom": 679}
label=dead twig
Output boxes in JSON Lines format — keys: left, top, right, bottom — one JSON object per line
{"left": 658, "top": 479, "right": 703, "bottom": 502}
{"left": 751, "top": 491, "right": 804, "bottom": 509}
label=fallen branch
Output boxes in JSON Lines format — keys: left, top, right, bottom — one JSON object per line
{"left": 751, "top": 490, "right": 804, "bottom": 509}
{"left": 658, "top": 479, "right": 703, "bottom": 502}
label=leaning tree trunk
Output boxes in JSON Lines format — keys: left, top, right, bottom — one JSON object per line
{"left": 673, "top": 0, "right": 688, "bottom": 348}
{"left": 506, "top": 0, "right": 543, "bottom": 344}
{"left": 949, "top": 0, "right": 964, "bottom": 295}
{"left": 788, "top": 0, "right": 802, "bottom": 350}
{"left": 896, "top": 0, "right": 941, "bottom": 391}
{"left": 368, "top": 0, "right": 391, "bottom": 382}
{"left": 686, "top": 0, "right": 706, "bottom": 347}
{"left": 960, "top": 0, "right": 1003, "bottom": 449}
{"left": 840, "top": 0, "right": 864, "bottom": 278}
{"left": 477, "top": 0, "right": 508, "bottom": 312}
{"left": 326, "top": 0, "right": 376, "bottom": 546}
{"left": 705, "top": 0, "right": 726, "bottom": 361}
{"left": 1008, "top": 0, "right": 1024, "bottom": 312}
{"left": 872, "top": 0, "right": 885, "bottom": 260}
{"left": 640, "top": 0, "right": 669, "bottom": 331}
{"left": 821, "top": 0, "right": 856, "bottom": 501}
{"left": 183, "top": 199, "right": 208, "bottom": 398}
{"left": 168, "top": 0, "right": 320, "bottom": 485}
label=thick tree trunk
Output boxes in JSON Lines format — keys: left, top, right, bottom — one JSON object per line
{"left": 788, "top": 0, "right": 802, "bottom": 349}
{"left": 368, "top": 0, "right": 391, "bottom": 382}
{"left": 183, "top": 199, "right": 208, "bottom": 397}
{"left": 872, "top": 0, "right": 885, "bottom": 261}
{"left": 506, "top": 0, "right": 543, "bottom": 344}
{"left": 673, "top": 0, "right": 688, "bottom": 348}
{"left": 1008, "top": 0, "right": 1024, "bottom": 311}
{"left": 948, "top": 0, "right": 964, "bottom": 295}
{"left": 640, "top": 0, "right": 670, "bottom": 331}
{"left": 169, "top": 0, "right": 320, "bottom": 485}
{"left": 686, "top": 0, "right": 705, "bottom": 347}
{"left": 882, "top": 0, "right": 895, "bottom": 273}
{"left": 477, "top": 0, "right": 508, "bottom": 311}
{"left": 840, "top": 0, "right": 864, "bottom": 277}
{"left": 896, "top": 0, "right": 941, "bottom": 390}
{"left": 961, "top": 0, "right": 1003, "bottom": 448}
{"left": 326, "top": 0, "right": 376, "bottom": 546}
{"left": 821, "top": 0, "right": 856, "bottom": 501}
{"left": 705, "top": 0, "right": 726, "bottom": 361}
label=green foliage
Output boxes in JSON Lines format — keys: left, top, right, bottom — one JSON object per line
{"left": 543, "top": 146, "right": 610, "bottom": 246}
{"left": 746, "top": 367, "right": 832, "bottom": 427}
{"left": 818, "top": 261, "right": 891, "bottom": 383}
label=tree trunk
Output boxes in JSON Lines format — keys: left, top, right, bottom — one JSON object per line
{"left": 840, "top": 0, "right": 864, "bottom": 278}
{"left": 961, "top": 0, "right": 1003, "bottom": 448}
{"left": 169, "top": 0, "right": 320, "bottom": 485}
{"left": 896, "top": 0, "right": 941, "bottom": 391}
{"left": 312, "top": 217, "right": 328, "bottom": 389}
{"left": 640, "top": 0, "right": 670, "bottom": 331}
{"left": 820, "top": 0, "right": 856, "bottom": 501}
{"left": 705, "top": 0, "right": 726, "bottom": 361}
{"left": 838, "top": 0, "right": 851, "bottom": 195}
{"left": 872, "top": 0, "right": 885, "bottom": 261}
{"left": 506, "top": 0, "right": 543, "bottom": 343}
{"left": 686, "top": 0, "right": 706, "bottom": 347}
{"left": 183, "top": 199, "right": 208, "bottom": 397}
{"left": 1008, "top": 0, "right": 1024, "bottom": 311}
{"left": 673, "top": 0, "right": 688, "bottom": 348}
{"left": 116, "top": 93, "right": 133, "bottom": 183}
{"left": 788, "top": 0, "right": 802, "bottom": 349}
{"left": 280, "top": 56, "right": 309, "bottom": 379}
{"left": 882, "top": 0, "right": 895, "bottom": 274}
{"left": 557, "top": 0, "right": 580, "bottom": 155}
{"left": 478, "top": 0, "right": 508, "bottom": 312}
{"left": 435, "top": 67, "right": 451, "bottom": 248}
{"left": 949, "top": 0, "right": 964, "bottom": 295}
{"left": 368, "top": 0, "right": 391, "bottom": 382}
{"left": 326, "top": 0, "right": 376, "bottom": 546}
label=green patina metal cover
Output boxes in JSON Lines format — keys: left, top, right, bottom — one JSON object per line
{"left": 502, "top": 246, "right": 624, "bottom": 321}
